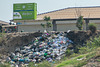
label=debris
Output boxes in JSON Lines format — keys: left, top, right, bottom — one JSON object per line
{"left": 3, "top": 32, "right": 73, "bottom": 66}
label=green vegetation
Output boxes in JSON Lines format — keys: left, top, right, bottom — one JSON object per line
{"left": 56, "top": 36, "right": 100, "bottom": 67}
{"left": 0, "top": 33, "right": 6, "bottom": 37}
{"left": 97, "top": 59, "right": 100, "bottom": 62}
{"left": 28, "top": 36, "right": 100, "bottom": 67}
{"left": 28, "top": 61, "right": 52, "bottom": 67}
{"left": 28, "top": 62, "right": 36, "bottom": 67}
{"left": 0, "top": 63, "right": 10, "bottom": 67}
{"left": 88, "top": 23, "right": 97, "bottom": 33}
{"left": 76, "top": 16, "right": 84, "bottom": 30}
{"left": 56, "top": 52, "right": 95, "bottom": 67}
{"left": 0, "top": 31, "right": 100, "bottom": 67}
{"left": 65, "top": 49, "right": 72, "bottom": 56}
{"left": 87, "top": 36, "right": 100, "bottom": 47}
{"left": 37, "top": 61, "right": 52, "bottom": 67}
{"left": 41, "top": 16, "right": 52, "bottom": 31}
{"left": 0, "top": 33, "right": 6, "bottom": 44}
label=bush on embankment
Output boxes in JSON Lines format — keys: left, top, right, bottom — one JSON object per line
{"left": 56, "top": 36, "right": 100, "bottom": 67}
{"left": 88, "top": 23, "right": 97, "bottom": 33}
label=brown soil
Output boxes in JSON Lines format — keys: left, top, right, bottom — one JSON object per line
{"left": 0, "top": 32, "right": 42, "bottom": 55}
{"left": 83, "top": 55, "right": 100, "bottom": 67}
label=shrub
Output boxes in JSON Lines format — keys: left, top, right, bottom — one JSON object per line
{"left": 65, "top": 49, "right": 72, "bottom": 56}
{"left": 88, "top": 23, "right": 97, "bottom": 33}
{"left": 76, "top": 16, "right": 84, "bottom": 30}
{"left": 70, "top": 53, "right": 78, "bottom": 58}
{"left": 28, "top": 62, "right": 35, "bottom": 67}
{"left": 86, "top": 36, "right": 100, "bottom": 48}
{"left": 37, "top": 61, "right": 51, "bottom": 67}
{"left": 79, "top": 47, "right": 88, "bottom": 54}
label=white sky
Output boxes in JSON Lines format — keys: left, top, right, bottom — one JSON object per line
{"left": 0, "top": 0, "right": 100, "bottom": 22}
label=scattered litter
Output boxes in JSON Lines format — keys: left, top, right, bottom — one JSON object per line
{"left": 2, "top": 32, "right": 73, "bottom": 66}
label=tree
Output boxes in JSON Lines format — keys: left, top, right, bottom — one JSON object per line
{"left": 75, "top": 8, "right": 85, "bottom": 30}
{"left": 76, "top": 16, "right": 84, "bottom": 30}
{"left": 41, "top": 16, "right": 52, "bottom": 31}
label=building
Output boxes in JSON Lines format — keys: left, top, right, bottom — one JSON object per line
{"left": 2, "top": 25, "right": 17, "bottom": 33}
{"left": 0, "top": 20, "right": 9, "bottom": 26}
{"left": 13, "top": 6, "right": 100, "bottom": 32}
{"left": 0, "top": 20, "right": 9, "bottom": 32}
{"left": 0, "top": 20, "right": 17, "bottom": 33}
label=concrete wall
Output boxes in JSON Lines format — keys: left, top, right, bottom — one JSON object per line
{"left": 17, "top": 21, "right": 53, "bottom": 32}
{"left": 56, "top": 20, "right": 86, "bottom": 31}
{"left": 56, "top": 20, "right": 100, "bottom": 31}
{"left": 16, "top": 19, "right": 100, "bottom": 32}
{"left": 18, "top": 25, "right": 53, "bottom": 32}
{"left": 57, "top": 24, "right": 77, "bottom": 31}
{"left": 97, "top": 23, "right": 100, "bottom": 30}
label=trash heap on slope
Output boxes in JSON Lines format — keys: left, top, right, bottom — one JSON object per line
{"left": 6, "top": 32, "right": 73, "bottom": 66}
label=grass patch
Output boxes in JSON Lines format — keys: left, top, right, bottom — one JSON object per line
{"left": 0, "top": 63, "right": 10, "bottom": 67}
{"left": 55, "top": 34, "right": 100, "bottom": 67}
{"left": 85, "top": 52, "right": 96, "bottom": 61}
{"left": 97, "top": 59, "right": 100, "bottom": 62}
{"left": 56, "top": 52, "right": 96, "bottom": 67}
{"left": 28, "top": 61, "right": 52, "bottom": 67}
{"left": 74, "top": 61, "right": 87, "bottom": 67}
{"left": 0, "top": 33, "right": 6, "bottom": 43}
{"left": 0, "top": 33, "right": 6, "bottom": 37}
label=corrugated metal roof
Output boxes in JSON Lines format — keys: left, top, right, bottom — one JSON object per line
{"left": 37, "top": 6, "right": 100, "bottom": 20}
{"left": 2, "top": 25, "right": 17, "bottom": 27}
{"left": 0, "top": 20, "right": 9, "bottom": 25}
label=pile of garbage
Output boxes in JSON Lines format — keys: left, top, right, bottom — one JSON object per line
{"left": 4, "top": 32, "right": 73, "bottom": 66}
